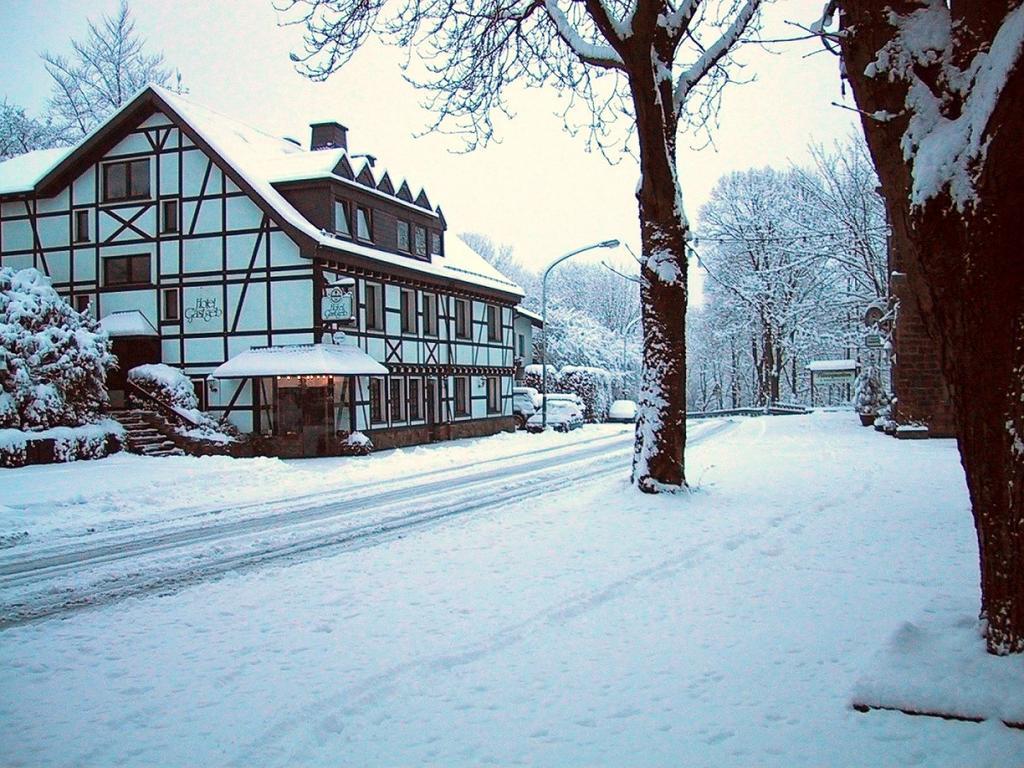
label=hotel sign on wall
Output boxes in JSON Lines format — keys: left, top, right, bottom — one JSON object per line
{"left": 184, "top": 286, "right": 223, "bottom": 325}
{"left": 322, "top": 278, "right": 355, "bottom": 323}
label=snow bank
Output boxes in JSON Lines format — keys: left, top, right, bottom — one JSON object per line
{"left": 853, "top": 597, "right": 1024, "bottom": 724}
{"left": 0, "top": 419, "right": 123, "bottom": 467}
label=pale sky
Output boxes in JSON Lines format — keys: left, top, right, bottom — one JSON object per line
{"left": 0, "top": 0, "right": 857, "bottom": 281}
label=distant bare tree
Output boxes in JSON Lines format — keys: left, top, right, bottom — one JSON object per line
{"left": 42, "top": 1, "right": 180, "bottom": 142}
{"left": 284, "top": 0, "right": 763, "bottom": 492}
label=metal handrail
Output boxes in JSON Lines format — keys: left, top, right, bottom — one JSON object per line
{"left": 125, "top": 379, "right": 203, "bottom": 430}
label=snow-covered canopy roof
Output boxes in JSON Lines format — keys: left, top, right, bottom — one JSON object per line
{"left": 99, "top": 310, "right": 158, "bottom": 338}
{"left": 0, "top": 85, "right": 524, "bottom": 299}
{"left": 806, "top": 359, "right": 859, "bottom": 372}
{"left": 514, "top": 306, "right": 544, "bottom": 326}
{"left": 210, "top": 343, "right": 389, "bottom": 379}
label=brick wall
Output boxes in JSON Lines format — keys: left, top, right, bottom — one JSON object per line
{"left": 891, "top": 274, "right": 956, "bottom": 437}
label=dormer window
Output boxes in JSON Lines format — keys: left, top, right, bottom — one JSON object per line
{"left": 103, "top": 159, "right": 150, "bottom": 202}
{"left": 430, "top": 231, "right": 443, "bottom": 256}
{"left": 334, "top": 200, "right": 351, "bottom": 237}
{"left": 355, "top": 205, "right": 372, "bottom": 241}
{"left": 414, "top": 226, "right": 427, "bottom": 258}
{"left": 396, "top": 220, "right": 410, "bottom": 252}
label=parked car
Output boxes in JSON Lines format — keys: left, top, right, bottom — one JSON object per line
{"left": 536, "top": 393, "right": 585, "bottom": 410}
{"left": 526, "top": 400, "right": 584, "bottom": 433}
{"left": 607, "top": 399, "right": 637, "bottom": 423}
{"left": 512, "top": 388, "right": 537, "bottom": 429}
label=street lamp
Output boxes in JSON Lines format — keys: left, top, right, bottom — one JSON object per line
{"left": 541, "top": 238, "right": 621, "bottom": 429}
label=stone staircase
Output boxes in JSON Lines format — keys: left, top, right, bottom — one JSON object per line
{"left": 109, "top": 409, "right": 185, "bottom": 457}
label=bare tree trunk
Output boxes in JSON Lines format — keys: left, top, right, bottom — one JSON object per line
{"left": 839, "top": 0, "right": 1024, "bottom": 653}
{"left": 630, "top": 67, "right": 688, "bottom": 492}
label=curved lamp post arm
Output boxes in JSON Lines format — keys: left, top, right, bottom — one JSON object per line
{"left": 541, "top": 238, "right": 620, "bottom": 429}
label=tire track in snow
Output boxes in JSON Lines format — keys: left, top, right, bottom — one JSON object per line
{"left": 0, "top": 421, "right": 736, "bottom": 627}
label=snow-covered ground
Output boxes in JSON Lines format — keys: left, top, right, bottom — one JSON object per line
{"left": 0, "top": 423, "right": 634, "bottom": 546}
{"left": 2, "top": 412, "right": 1022, "bottom": 766}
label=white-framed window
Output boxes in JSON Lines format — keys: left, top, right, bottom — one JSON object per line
{"left": 369, "top": 377, "right": 385, "bottom": 423}
{"left": 364, "top": 281, "right": 383, "bottom": 330}
{"left": 414, "top": 226, "right": 427, "bottom": 257}
{"left": 408, "top": 377, "right": 422, "bottom": 421}
{"left": 422, "top": 293, "right": 438, "bottom": 336}
{"left": 400, "top": 288, "right": 417, "bottom": 333}
{"left": 102, "top": 158, "right": 150, "bottom": 202}
{"left": 486, "top": 304, "right": 500, "bottom": 342}
{"left": 455, "top": 298, "right": 471, "bottom": 339}
{"left": 454, "top": 376, "right": 470, "bottom": 416}
{"left": 162, "top": 287, "right": 180, "bottom": 321}
{"left": 103, "top": 254, "right": 151, "bottom": 286}
{"left": 389, "top": 377, "right": 405, "bottom": 421}
{"left": 396, "top": 220, "right": 410, "bottom": 252}
{"left": 161, "top": 199, "right": 179, "bottom": 233}
{"left": 73, "top": 209, "right": 90, "bottom": 242}
{"left": 334, "top": 199, "right": 350, "bottom": 237}
{"left": 355, "top": 205, "right": 372, "bottom": 241}
{"left": 486, "top": 376, "right": 501, "bottom": 414}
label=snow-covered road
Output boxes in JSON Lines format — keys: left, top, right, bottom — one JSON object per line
{"left": 0, "top": 421, "right": 730, "bottom": 626}
{"left": 2, "top": 412, "right": 1022, "bottom": 766}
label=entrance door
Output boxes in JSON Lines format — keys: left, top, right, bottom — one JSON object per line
{"left": 276, "top": 377, "right": 333, "bottom": 457}
{"left": 301, "top": 383, "right": 331, "bottom": 456}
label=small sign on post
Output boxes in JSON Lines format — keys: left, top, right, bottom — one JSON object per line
{"left": 864, "top": 332, "right": 883, "bottom": 349}
{"left": 321, "top": 278, "right": 355, "bottom": 323}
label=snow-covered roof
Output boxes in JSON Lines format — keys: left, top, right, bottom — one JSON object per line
{"left": 0, "top": 84, "right": 522, "bottom": 298}
{"left": 99, "top": 310, "right": 158, "bottom": 337}
{"left": 514, "top": 306, "right": 544, "bottom": 326}
{"left": 151, "top": 87, "right": 522, "bottom": 297}
{"left": 806, "top": 359, "right": 859, "bottom": 372}
{"left": 0, "top": 147, "right": 73, "bottom": 196}
{"left": 210, "top": 343, "right": 389, "bottom": 379}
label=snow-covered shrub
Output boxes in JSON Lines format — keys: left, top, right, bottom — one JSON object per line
{"left": 0, "top": 267, "right": 115, "bottom": 430}
{"left": 0, "top": 419, "right": 124, "bottom": 467}
{"left": 558, "top": 366, "right": 615, "bottom": 422}
{"left": 853, "top": 365, "right": 889, "bottom": 415}
{"left": 338, "top": 430, "right": 372, "bottom": 456}
{"left": 128, "top": 363, "right": 198, "bottom": 412}
{"left": 521, "top": 364, "right": 556, "bottom": 394}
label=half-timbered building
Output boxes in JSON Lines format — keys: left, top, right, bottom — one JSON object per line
{"left": 0, "top": 85, "right": 524, "bottom": 456}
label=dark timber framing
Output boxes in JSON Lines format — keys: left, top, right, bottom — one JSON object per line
{"left": 0, "top": 86, "right": 520, "bottom": 455}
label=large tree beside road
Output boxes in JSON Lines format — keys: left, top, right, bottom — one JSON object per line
{"left": 824, "top": 0, "right": 1024, "bottom": 654}
{"left": 284, "top": 0, "right": 763, "bottom": 492}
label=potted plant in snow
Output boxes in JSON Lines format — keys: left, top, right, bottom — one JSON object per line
{"left": 853, "top": 365, "right": 889, "bottom": 426}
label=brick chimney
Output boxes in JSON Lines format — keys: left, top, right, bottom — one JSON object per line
{"left": 310, "top": 121, "right": 348, "bottom": 151}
